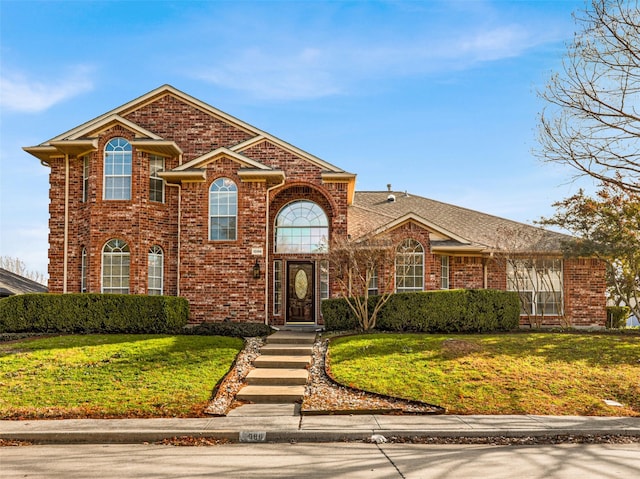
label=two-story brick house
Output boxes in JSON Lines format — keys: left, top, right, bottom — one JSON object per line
{"left": 24, "top": 85, "right": 607, "bottom": 328}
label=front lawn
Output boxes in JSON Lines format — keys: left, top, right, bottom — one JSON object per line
{"left": 0, "top": 334, "right": 243, "bottom": 419}
{"left": 327, "top": 333, "right": 640, "bottom": 416}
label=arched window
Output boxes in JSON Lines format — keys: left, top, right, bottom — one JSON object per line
{"left": 104, "top": 138, "right": 132, "bottom": 200}
{"left": 102, "top": 239, "right": 130, "bottom": 294}
{"left": 148, "top": 245, "right": 163, "bottom": 295}
{"left": 275, "top": 200, "right": 328, "bottom": 253}
{"left": 395, "top": 239, "right": 424, "bottom": 292}
{"left": 209, "top": 178, "right": 237, "bottom": 240}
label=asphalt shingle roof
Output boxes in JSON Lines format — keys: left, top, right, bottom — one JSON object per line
{"left": 0, "top": 268, "right": 48, "bottom": 296}
{"left": 349, "top": 191, "right": 569, "bottom": 253}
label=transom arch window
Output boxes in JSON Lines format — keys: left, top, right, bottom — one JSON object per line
{"left": 148, "top": 245, "right": 163, "bottom": 295}
{"left": 104, "top": 138, "right": 132, "bottom": 200}
{"left": 395, "top": 238, "right": 424, "bottom": 292}
{"left": 209, "top": 177, "right": 237, "bottom": 240}
{"left": 275, "top": 200, "right": 329, "bottom": 253}
{"left": 102, "top": 239, "right": 130, "bottom": 294}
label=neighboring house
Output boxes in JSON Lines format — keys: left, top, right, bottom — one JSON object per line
{"left": 23, "top": 85, "right": 607, "bottom": 328}
{"left": 0, "top": 268, "right": 48, "bottom": 298}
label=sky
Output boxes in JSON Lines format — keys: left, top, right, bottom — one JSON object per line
{"left": 0, "top": 0, "right": 593, "bottom": 278}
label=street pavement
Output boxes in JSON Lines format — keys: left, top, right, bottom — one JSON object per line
{"left": 2, "top": 404, "right": 639, "bottom": 444}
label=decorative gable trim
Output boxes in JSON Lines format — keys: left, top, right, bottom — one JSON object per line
{"left": 175, "top": 147, "right": 271, "bottom": 171}
{"left": 233, "top": 135, "right": 348, "bottom": 174}
{"left": 370, "top": 213, "right": 471, "bottom": 245}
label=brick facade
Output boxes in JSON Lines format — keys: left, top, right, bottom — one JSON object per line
{"left": 28, "top": 85, "right": 607, "bottom": 328}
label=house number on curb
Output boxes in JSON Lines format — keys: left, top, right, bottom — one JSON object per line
{"left": 239, "top": 431, "right": 267, "bottom": 442}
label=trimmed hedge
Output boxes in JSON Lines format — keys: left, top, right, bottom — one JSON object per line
{"left": 0, "top": 293, "right": 189, "bottom": 334}
{"left": 322, "top": 289, "right": 520, "bottom": 333}
{"left": 606, "top": 306, "right": 631, "bottom": 329}
{"left": 187, "top": 321, "right": 274, "bottom": 338}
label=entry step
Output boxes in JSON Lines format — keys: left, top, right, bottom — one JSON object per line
{"left": 246, "top": 368, "right": 309, "bottom": 386}
{"left": 236, "top": 385, "right": 306, "bottom": 403}
{"left": 253, "top": 355, "right": 311, "bottom": 369}
{"left": 260, "top": 344, "right": 313, "bottom": 356}
{"left": 267, "top": 331, "right": 316, "bottom": 345}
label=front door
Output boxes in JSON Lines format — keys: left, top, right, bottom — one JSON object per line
{"left": 286, "top": 262, "right": 315, "bottom": 324}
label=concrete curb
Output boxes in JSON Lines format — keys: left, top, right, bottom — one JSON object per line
{"left": 2, "top": 420, "right": 640, "bottom": 444}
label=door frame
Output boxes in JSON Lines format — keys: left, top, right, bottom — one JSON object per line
{"left": 285, "top": 261, "right": 316, "bottom": 324}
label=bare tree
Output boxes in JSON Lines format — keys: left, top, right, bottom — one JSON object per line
{"left": 537, "top": 0, "right": 640, "bottom": 193}
{"left": 327, "top": 237, "right": 397, "bottom": 331}
{"left": 0, "top": 256, "right": 47, "bottom": 285}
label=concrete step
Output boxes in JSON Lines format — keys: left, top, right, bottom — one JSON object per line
{"left": 260, "top": 344, "right": 313, "bottom": 356}
{"left": 246, "top": 368, "right": 309, "bottom": 386}
{"left": 236, "top": 385, "right": 306, "bottom": 403}
{"left": 253, "top": 355, "right": 311, "bottom": 369}
{"left": 267, "top": 331, "right": 316, "bottom": 345}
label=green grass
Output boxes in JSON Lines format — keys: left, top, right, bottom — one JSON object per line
{"left": 0, "top": 334, "right": 243, "bottom": 419}
{"left": 327, "top": 333, "right": 640, "bottom": 416}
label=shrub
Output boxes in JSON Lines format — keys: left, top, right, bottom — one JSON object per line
{"left": 0, "top": 293, "right": 189, "bottom": 334}
{"left": 187, "top": 321, "right": 274, "bottom": 338}
{"left": 606, "top": 306, "right": 631, "bottom": 329}
{"left": 323, "top": 289, "right": 520, "bottom": 333}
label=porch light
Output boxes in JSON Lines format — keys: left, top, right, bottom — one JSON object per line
{"left": 252, "top": 259, "right": 261, "bottom": 279}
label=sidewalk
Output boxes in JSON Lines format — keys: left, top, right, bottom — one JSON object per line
{"left": 2, "top": 405, "right": 639, "bottom": 444}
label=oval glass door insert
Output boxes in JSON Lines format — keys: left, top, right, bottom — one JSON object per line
{"left": 294, "top": 269, "right": 308, "bottom": 299}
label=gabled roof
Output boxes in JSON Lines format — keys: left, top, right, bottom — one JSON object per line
{"left": 350, "top": 191, "right": 569, "bottom": 254}
{"left": 24, "top": 84, "right": 351, "bottom": 170}
{"left": 0, "top": 268, "right": 48, "bottom": 296}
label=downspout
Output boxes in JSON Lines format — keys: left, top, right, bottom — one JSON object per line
{"left": 63, "top": 154, "right": 70, "bottom": 293}
{"left": 264, "top": 178, "right": 286, "bottom": 325}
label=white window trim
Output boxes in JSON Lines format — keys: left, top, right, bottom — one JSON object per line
{"left": 208, "top": 177, "right": 238, "bottom": 241}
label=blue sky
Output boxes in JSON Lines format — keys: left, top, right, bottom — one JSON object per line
{"left": 1, "top": 0, "right": 591, "bottom": 277}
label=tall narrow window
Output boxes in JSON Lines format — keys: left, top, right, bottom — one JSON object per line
{"left": 368, "top": 267, "right": 379, "bottom": 296}
{"left": 209, "top": 178, "right": 237, "bottom": 240}
{"left": 273, "top": 260, "right": 282, "bottom": 315}
{"left": 149, "top": 155, "right": 165, "bottom": 203}
{"left": 82, "top": 156, "right": 89, "bottom": 202}
{"left": 102, "top": 239, "right": 130, "bottom": 294}
{"left": 81, "top": 247, "right": 88, "bottom": 292}
{"left": 395, "top": 239, "right": 424, "bottom": 293}
{"left": 275, "top": 200, "right": 328, "bottom": 253}
{"left": 440, "top": 255, "right": 450, "bottom": 289}
{"left": 148, "top": 245, "right": 163, "bottom": 295}
{"left": 320, "top": 259, "right": 329, "bottom": 301}
{"left": 104, "top": 138, "right": 132, "bottom": 200}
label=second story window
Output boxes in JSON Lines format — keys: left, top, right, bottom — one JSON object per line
{"left": 209, "top": 177, "right": 237, "bottom": 240}
{"left": 149, "top": 155, "right": 165, "bottom": 203}
{"left": 104, "top": 138, "right": 132, "bottom": 200}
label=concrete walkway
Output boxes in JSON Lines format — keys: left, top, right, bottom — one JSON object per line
{"left": 2, "top": 411, "right": 639, "bottom": 444}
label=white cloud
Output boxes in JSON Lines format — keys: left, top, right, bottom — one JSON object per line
{"left": 0, "top": 66, "right": 95, "bottom": 113}
{"left": 192, "top": 22, "right": 559, "bottom": 101}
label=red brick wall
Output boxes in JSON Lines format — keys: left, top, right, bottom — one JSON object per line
{"left": 564, "top": 258, "right": 607, "bottom": 327}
